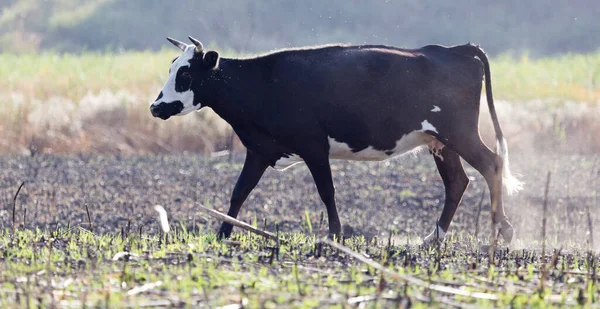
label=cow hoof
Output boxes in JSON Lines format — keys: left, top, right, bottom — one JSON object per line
{"left": 423, "top": 224, "right": 446, "bottom": 246}
{"left": 498, "top": 219, "right": 514, "bottom": 243}
{"left": 216, "top": 224, "right": 233, "bottom": 240}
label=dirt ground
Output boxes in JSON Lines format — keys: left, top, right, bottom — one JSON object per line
{"left": 0, "top": 152, "right": 598, "bottom": 248}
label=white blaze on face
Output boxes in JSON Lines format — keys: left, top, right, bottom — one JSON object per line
{"left": 153, "top": 46, "right": 198, "bottom": 116}
{"left": 431, "top": 105, "right": 441, "bottom": 112}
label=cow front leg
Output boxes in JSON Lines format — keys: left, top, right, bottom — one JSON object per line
{"left": 304, "top": 156, "right": 342, "bottom": 239}
{"left": 217, "top": 150, "right": 268, "bottom": 239}
{"left": 423, "top": 147, "right": 469, "bottom": 245}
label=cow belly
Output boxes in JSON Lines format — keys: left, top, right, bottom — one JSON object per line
{"left": 273, "top": 131, "right": 438, "bottom": 171}
{"left": 274, "top": 154, "right": 303, "bottom": 171}
{"left": 328, "top": 131, "right": 434, "bottom": 161}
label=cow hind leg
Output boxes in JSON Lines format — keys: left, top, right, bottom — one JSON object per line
{"left": 303, "top": 156, "right": 342, "bottom": 239}
{"left": 448, "top": 136, "right": 514, "bottom": 243}
{"left": 217, "top": 150, "right": 269, "bottom": 239}
{"left": 423, "top": 147, "right": 469, "bottom": 244}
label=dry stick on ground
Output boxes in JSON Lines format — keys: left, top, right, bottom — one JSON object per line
{"left": 540, "top": 172, "right": 551, "bottom": 292}
{"left": 586, "top": 206, "right": 593, "bottom": 250}
{"left": 320, "top": 238, "right": 499, "bottom": 301}
{"left": 589, "top": 159, "right": 597, "bottom": 250}
{"left": 546, "top": 247, "right": 562, "bottom": 271}
{"left": 542, "top": 171, "right": 551, "bottom": 259}
{"left": 85, "top": 204, "right": 93, "bottom": 233}
{"left": 538, "top": 171, "right": 553, "bottom": 294}
{"left": 197, "top": 204, "right": 278, "bottom": 240}
{"left": 11, "top": 181, "right": 25, "bottom": 233}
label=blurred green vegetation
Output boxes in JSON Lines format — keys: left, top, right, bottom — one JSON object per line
{"left": 0, "top": 0, "right": 598, "bottom": 56}
{"left": 0, "top": 228, "right": 597, "bottom": 307}
{"left": 1, "top": 50, "right": 597, "bottom": 103}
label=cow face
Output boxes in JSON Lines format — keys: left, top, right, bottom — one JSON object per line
{"left": 150, "top": 36, "right": 220, "bottom": 120}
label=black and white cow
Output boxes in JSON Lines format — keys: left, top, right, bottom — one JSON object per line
{"left": 150, "top": 36, "right": 522, "bottom": 243}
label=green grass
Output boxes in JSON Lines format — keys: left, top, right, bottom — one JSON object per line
{"left": 0, "top": 50, "right": 598, "bottom": 103}
{"left": 0, "top": 227, "right": 597, "bottom": 308}
{"left": 492, "top": 52, "right": 600, "bottom": 103}
{"left": 0, "top": 50, "right": 177, "bottom": 101}
{"left": 0, "top": 49, "right": 597, "bottom": 154}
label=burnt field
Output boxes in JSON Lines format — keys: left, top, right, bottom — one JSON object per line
{"left": 0, "top": 152, "right": 598, "bottom": 243}
{"left": 0, "top": 152, "right": 599, "bottom": 307}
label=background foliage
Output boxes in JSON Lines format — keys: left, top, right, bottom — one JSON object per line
{"left": 1, "top": 0, "right": 598, "bottom": 55}
{"left": 0, "top": 0, "right": 598, "bottom": 155}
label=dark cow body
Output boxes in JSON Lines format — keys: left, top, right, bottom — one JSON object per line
{"left": 150, "top": 38, "right": 522, "bottom": 243}
{"left": 209, "top": 45, "right": 477, "bottom": 164}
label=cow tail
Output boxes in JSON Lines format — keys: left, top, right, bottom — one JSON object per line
{"left": 468, "top": 44, "right": 523, "bottom": 194}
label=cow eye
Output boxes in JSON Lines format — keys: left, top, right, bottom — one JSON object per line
{"left": 175, "top": 67, "right": 193, "bottom": 92}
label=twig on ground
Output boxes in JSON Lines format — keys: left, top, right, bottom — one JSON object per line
{"left": 12, "top": 181, "right": 25, "bottom": 233}
{"left": 542, "top": 171, "right": 551, "bottom": 259}
{"left": 586, "top": 206, "right": 594, "bottom": 250}
{"left": 546, "top": 247, "right": 562, "bottom": 271}
{"left": 539, "top": 171, "right": 552, "bottom": 292}
{"left": 197, "top": 204, "right": 277, "bottom": 240}
{"left": 154, "top": 205, "right": 171, "bottom": 233}
{"left": 321, "top": 238, "right": 499, "bottom": 301}
{"left": 85, "top": 204, "right": 93, "bottom": 233}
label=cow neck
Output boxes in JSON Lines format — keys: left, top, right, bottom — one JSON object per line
{"left": 207, "top": 57, "right": 264, "bottom": 128}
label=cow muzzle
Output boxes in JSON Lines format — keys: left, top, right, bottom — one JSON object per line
{"left": 150, "top": 101, "right": 184, "bottom": 120}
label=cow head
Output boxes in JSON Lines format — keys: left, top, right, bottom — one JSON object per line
{"left": 150, "top": 36, "right": 220, "bottom": 120}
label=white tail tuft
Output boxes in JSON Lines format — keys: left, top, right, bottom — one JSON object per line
{"left": 496, "top": 138, "right": 523, "bottom": 195}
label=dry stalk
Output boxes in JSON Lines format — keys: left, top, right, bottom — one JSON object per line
{"left": 197, "top": 204, "right": 277, "bottom": 240}
{"left": 587, "top": 206, "right": 594, "bottom": 250}
{"left": 321, "top": 238, "right": 499, "bottom": 301}
{"left": 539, "top": 171, "right": 551, "bottom": 292}
{"left": 85, "top": 204, "right": 93, "bottom": 233}
{"left": 12, "top": 181, "right": 25, "bottom": 233}
{"left": 589, "top": 158, "right": 598, "bottom": 250}
{"left": 542, "top": 171, "right": 551, "bottom": 259}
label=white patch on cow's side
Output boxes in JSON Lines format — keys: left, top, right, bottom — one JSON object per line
{"left": 274, "top": 154, "right": 303, "bottom": 171}
{"left": 423, "top": 224, "right": 446, "bottom": 244}
{"left": 328, "top": 133, "right": 435, "bottom": 161}
{"left": 419, "top": 120, "right": 438, "bottom": 134}
{"left": 328, "top": 137, "right": 387, "bottom": 161}
{"left": 151, "top": 46, "right": 198, "bottom": 115}
{"left": 431, "top": 105, "right": 441, "bottom": 112}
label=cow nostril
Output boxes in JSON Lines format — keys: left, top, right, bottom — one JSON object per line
{"left": 150, "top": 104, "right": 160, "bottom": 115}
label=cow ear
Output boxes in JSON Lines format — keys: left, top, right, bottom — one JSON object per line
{"left": 204, "top": 51, "right": 219, "bottom": 68}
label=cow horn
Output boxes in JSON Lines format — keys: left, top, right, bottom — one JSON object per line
{"left": 188, "top": 36, "right": 203, "bottom": 53}
{"left": 167, "top": 37, "right": 186, "bottom": 51}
